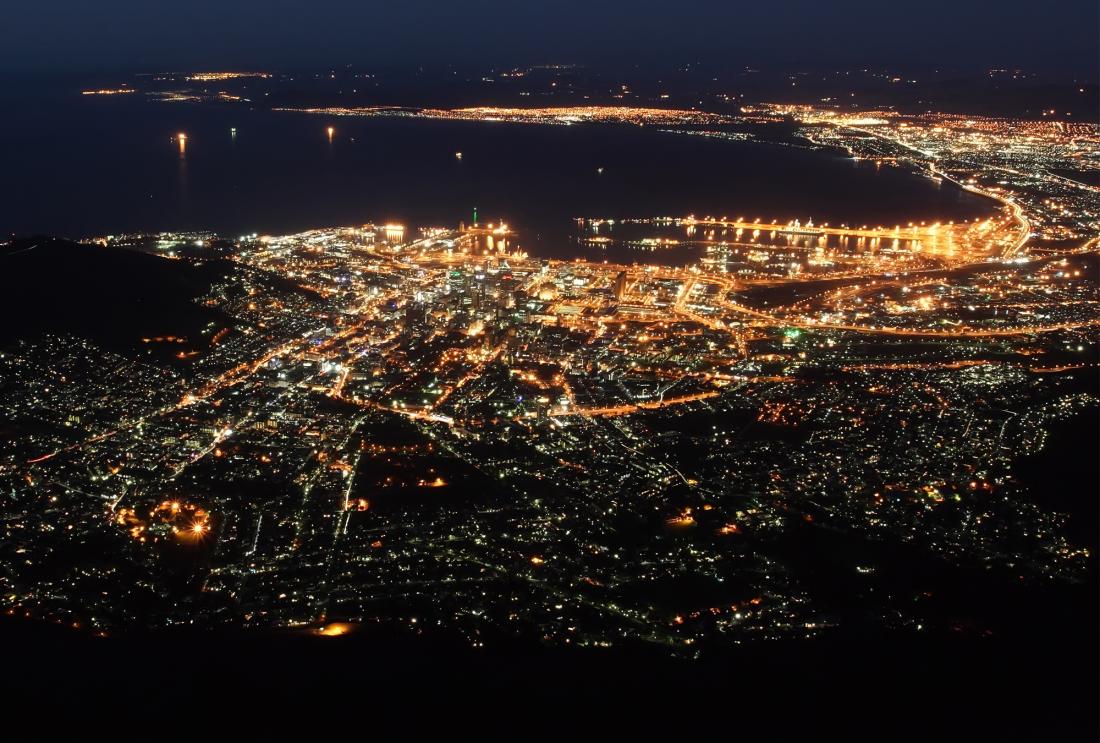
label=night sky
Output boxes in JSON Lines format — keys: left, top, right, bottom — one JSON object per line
{"left": 5, "top": 0, "right": 1098, "bottom": 75}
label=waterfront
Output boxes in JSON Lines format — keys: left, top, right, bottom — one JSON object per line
{"left": 0, "top": 81, "right": 994, "bottom": 255}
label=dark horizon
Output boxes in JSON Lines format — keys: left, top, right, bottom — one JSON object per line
{"left": 6, "top": 0, "right": 1098, "bottom": 78}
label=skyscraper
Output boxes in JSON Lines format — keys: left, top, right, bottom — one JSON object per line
{"left": 613, "top": 271, "right": 628, "bottom": 302}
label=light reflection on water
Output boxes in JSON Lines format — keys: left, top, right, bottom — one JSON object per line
{"left": 0, "top": 89, "right": 996, "bottom": 261}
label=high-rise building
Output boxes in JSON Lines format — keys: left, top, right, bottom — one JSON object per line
{"left": 613, "top": 271, "right": 628, "bottom": 302}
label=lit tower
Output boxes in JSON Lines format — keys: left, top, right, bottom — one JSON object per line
{"left": 613, "top": 271, "right": 628, "bottom": 302}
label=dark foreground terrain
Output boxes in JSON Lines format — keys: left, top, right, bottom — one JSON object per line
{"left": 3, "top": 615, "right": 1097, "bottom": 740}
